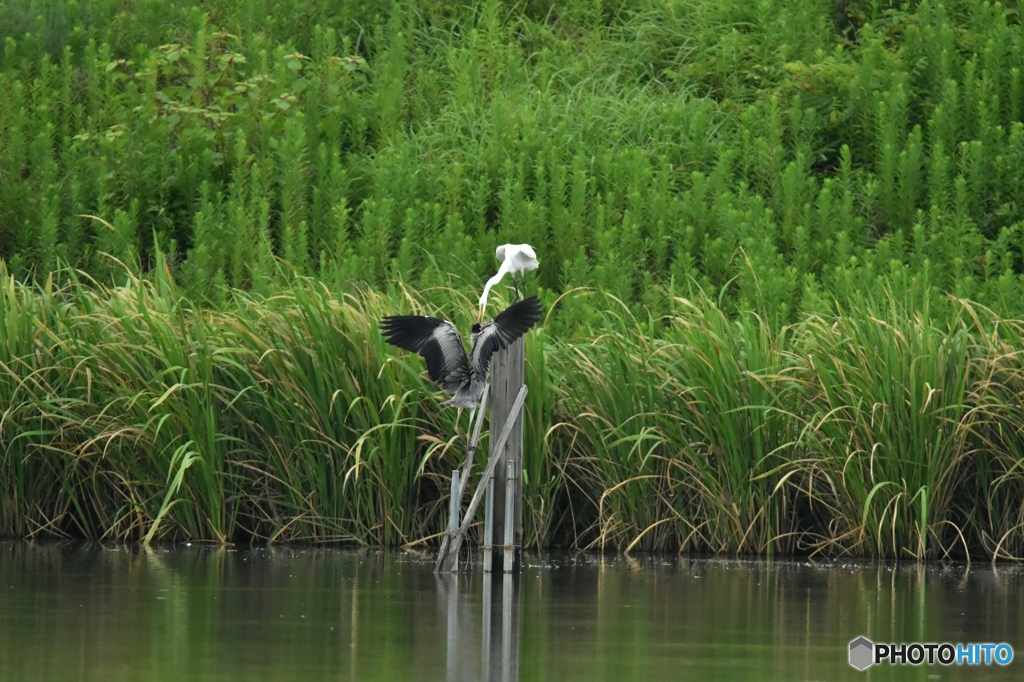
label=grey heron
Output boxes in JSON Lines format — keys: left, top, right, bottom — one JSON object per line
{"left": 380, "top": 296, "right": 543, "bottom": 436}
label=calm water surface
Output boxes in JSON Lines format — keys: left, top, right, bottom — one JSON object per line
{"left": 0, "top": 542, "right": 1021, "bottom": 681}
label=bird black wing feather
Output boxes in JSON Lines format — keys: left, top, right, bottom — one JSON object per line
{"left": 471, "top": 296, "right": 543, "bottom": 378}
{"left": 380, "top": 315, "right": 470, "bottom": 392}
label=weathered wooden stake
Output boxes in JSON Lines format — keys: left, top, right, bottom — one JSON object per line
{"left": 503, "top": 459, "right": 516, "bottom": 573}
{"left": 436, "top": 385, "right": 527, "bottom": 573}
{"left": 448, "top": 469, "right": 460, "bottom": 566}
{"left": 483, "top": 471, "right": 495, "bottom": 573}
{"left": 459, "top": 389, "right": 490, "bottom": 503}
{"left": 435, "top": 392, "right": 488, "bottom": 573}
{"left": 488, "top": 337, "right": 525, "bottom": 571}
{"left": 435, "top": 337, "right": 526, "bottom": 574}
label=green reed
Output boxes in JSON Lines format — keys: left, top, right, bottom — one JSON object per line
{"left": 552, "top": 293, "right": 800, "bottom": 554}
{"left": 794, "top": 295, "right": 973, "bottom": 559}
{"left": 959, "top": 303, "right": 1024, "bottom": 560}
{"left": 0, "top": 262, "right": 457, "bottom": 544}
{"left": 2, "top": 265, "right": 1024, "bottom": 559}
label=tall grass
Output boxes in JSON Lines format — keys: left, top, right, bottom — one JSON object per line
{"left": 960, "top": 306, "right": 1024, "bottom": 560}
{"left": 3, "top": 265, "right": 1024, "bottom": 560}
{"left": 0, "top": 261, "right": 462, "bottom": 544}
{"left": 794, "top": 297, "right": 973, "bottom": 559}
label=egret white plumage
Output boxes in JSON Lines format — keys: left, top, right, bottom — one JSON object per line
{"left": 478, "top": 243, "right": 539, "bottom": 320}
{"left": 380, "top": 296, "right": 543, "bottom": 435}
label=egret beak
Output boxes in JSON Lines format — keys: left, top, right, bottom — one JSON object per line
{"left": 477, "top": 306, "right": 484, "bottom": 323}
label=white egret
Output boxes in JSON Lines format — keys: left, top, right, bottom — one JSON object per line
{"left": 478, "top": 243, "right": 539, "bottom": 320}
{"left": 380, "top": 296, "right": 543, "bottom": 435}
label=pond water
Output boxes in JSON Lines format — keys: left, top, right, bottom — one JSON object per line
{"left": 0, "top": 542, "right": 1021, "bottom": 681}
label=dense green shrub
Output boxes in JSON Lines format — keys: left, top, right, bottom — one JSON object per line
{"left": 3, "top": 1, "right": 1024, "bottom": 325}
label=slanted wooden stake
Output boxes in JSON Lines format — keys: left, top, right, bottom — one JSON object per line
{"left": 434, "top": 390, "right": 488, "bottom": 572}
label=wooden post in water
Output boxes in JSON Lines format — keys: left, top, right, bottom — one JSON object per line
{"left": 483, "top": 470, "right": 496, "bottom": 573}
{"left": 503, "top": 459, "right": 516, "bottom": 573}
{"left": 436, "top": 338, "right": 526, "bottom": 574}
{"left": 486, "top": 337, "right": 525, "bottom": 573}
{"left": 437, "top": 386, "right": 527, "bottom": 573}
{"left": 446, "top": 470, "right": 460, "bottom": 569}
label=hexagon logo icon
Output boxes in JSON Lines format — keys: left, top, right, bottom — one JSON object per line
{"left": 849, "top": 636, "right": 874, "bottom": 670}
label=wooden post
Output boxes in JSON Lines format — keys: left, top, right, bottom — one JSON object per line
{"left": 488, "top": 337, "right": 525, "bottom": 571}
{"left": 437, "top": 386, "right": 527, "bottom": 573}
{"left": 483, "top": 470, "right": 495, "bottom": 573}
{"left": 503, "top": 459, "right": 516, "bottom": 573}
{"left": 435, "top": 337, "right": 526, "bottom": 575}
{"left": 447, "top": 470, "right": 460, "bottom": 569}
{"left": 434, "top": 393, "right": 488, "bottom": 574}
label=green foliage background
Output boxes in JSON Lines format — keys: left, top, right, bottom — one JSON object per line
{"left": 3, "top": 0, "right": 1024, "bottom": 322}
{"left": 3, "top": 0, "right": 1024, "bottom": 558}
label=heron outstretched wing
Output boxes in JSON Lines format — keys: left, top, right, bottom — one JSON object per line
{"left": 380, "top": 315, "right": 470, "bottom": 392}
{"left": 471, "top": 296, "right": 543, "bottom": 378}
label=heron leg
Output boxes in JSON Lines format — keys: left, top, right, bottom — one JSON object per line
{"left": 454, "top": 406, "right": 474, "bottom": 456}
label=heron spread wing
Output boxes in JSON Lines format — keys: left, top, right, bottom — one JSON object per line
{"left": 471, "top": 296, "right": 543, "bottom": 377}
{"left": 380, "top": 315, "right": 470, "bottom": 392}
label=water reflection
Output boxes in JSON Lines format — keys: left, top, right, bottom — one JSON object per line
{"left": 1, "top": 543, "right": 1023, "bottom": 681}
{"left": 436, "top": 571, "right": 521, "bottom": 682}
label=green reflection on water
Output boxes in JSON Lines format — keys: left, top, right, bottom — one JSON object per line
{"left": 0, "top": 543, "right": 1021, "bottom": 681}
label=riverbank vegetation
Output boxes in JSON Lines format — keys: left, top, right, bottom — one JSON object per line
{"left": 3, "top": 0, "right": 1024, "bottom": 558}
{"left": 3, "top": 266, "right": 1024, "bottom": 560}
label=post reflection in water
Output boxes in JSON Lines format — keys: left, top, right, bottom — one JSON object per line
{"left": 439, "top": 568, "right": 520, "bottom": 682}
{"left": 2, "top": 543, "right": 1024, "bottom": 681}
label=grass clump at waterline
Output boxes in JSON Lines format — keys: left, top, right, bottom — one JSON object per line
{"left": 3, "top": 263, "right": 1024, "bottom": 561}
{"left": 0, "top": 261, "right": 454, "bottom": 545}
